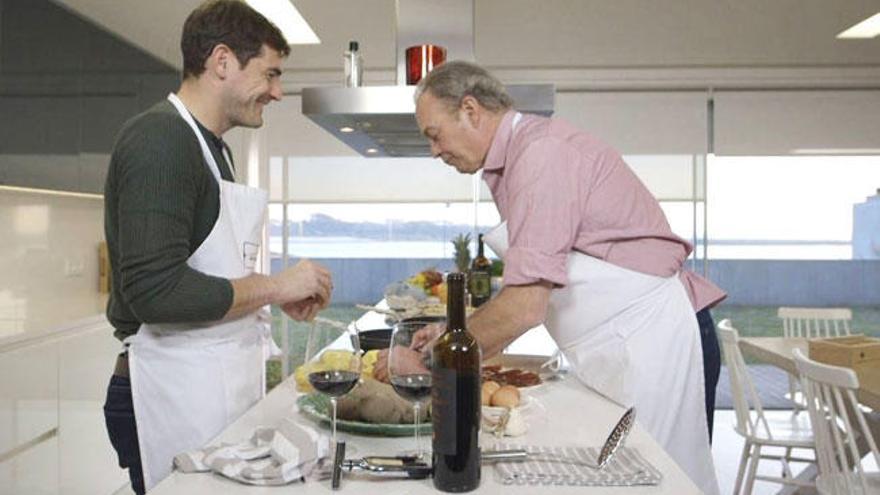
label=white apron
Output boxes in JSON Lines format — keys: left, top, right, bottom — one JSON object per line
{"left": 123, "top": 93, "right": 274, "bottom": 491}
{"left": 484, "top": 202, "right": 718, "bottom": 492}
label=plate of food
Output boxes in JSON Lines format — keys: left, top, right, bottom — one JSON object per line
{"left": 481, "top": 354, "right": 547, "bottom": 390}
{"left": 480, "top": 381, "right": 544, "bottom": 437}
{"left": 296, "top": 378, "right": 433, "bottom": 437}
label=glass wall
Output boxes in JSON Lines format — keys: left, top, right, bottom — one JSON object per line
{"left": 266, "top": 153, "right": 708, "bottom": 380}
{"left": 707, "top": 155, "right": 880, "bottom": 337}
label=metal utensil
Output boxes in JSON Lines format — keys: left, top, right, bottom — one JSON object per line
{"left": 483, "top": 406, "right": 636, "bottom": 470}
{"left": 595, "top": 406, "right": 636, "bottom": 468}
{"left": 329, "top": 441, "right": 432, "bottom": 489}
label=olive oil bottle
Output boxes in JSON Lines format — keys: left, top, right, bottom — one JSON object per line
{"left": 432, "top": 273, "right": 482, "bottom": 492}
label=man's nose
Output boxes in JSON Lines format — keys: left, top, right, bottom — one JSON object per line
{"left": 270, "top": 80, "right": 283, "bottom": 101}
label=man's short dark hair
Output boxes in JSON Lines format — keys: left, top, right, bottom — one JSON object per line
{"left": 181, "top": 0, "right": 290, "bottom": 79}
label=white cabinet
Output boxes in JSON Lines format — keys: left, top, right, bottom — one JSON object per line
{"left": 0, "top": 316, "right": 128, "bottom": 495}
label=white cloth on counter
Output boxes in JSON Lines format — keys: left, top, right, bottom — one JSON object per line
{"left": 174, "top": 419, "right": 330, "bottom": 486}
{"left": 492, "top": 443, "right": 662, "bottom": 487}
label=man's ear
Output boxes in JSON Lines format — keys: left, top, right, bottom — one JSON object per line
{"left": 460, "top": 95, "right": 482, "bottom": 127}
{"left": 206, "top": 44, "right": 234, "bottom": 79}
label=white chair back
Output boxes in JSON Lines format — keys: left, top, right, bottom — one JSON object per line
{"left": 793, "top": 348, "right": 880, "bottom": 495}
{"left": 717, "top": 319, "right": 774, "bottom": 439}
{"left": 778, "top": 307, "right": 852, "bottom": 338}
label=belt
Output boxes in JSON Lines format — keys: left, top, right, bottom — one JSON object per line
{"left": 113, "top": 352, "right": 129, "bottom": 378}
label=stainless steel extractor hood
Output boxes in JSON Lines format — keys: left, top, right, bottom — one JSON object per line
{"left": 301, "top": 0, "right": 555, "bottom": 158}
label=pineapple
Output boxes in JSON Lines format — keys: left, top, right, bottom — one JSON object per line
{"left": 451, "top": 233, "right": 472, "bottom": 273}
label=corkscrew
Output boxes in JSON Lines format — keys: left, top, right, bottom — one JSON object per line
{"left": 330, "top": 442, "right": 432, "bottom": 490}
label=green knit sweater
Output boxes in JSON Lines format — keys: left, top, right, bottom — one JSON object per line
{"left": 104, "top": 100, "right": 236, "bottom": 341}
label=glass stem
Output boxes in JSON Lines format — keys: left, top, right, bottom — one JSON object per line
{"left": 331, "top": 396, "right": 338, "bottom": 447}
{"left": 413, "top": 402, "right": 421, "bottom": 459}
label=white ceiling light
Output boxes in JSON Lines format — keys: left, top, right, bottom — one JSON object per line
{"left": 836, "top": 12, "right": 880, "bottom": 39}
{"left": 792, "top": 148, "right": 880, "bottom": 154}
{"left": 245, "top": 0, "right": 320, "bottom": 44}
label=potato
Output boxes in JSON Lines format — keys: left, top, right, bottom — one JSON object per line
{"left": 482, "top": 380, "right": 501, "bottom": 395}
{"left": 490, "top": 385, "right": 520, "bottom": 408}
{"left": 481, "top": 387, "right": 492, "bottom": 406}
{"left": 481, "top": 380, "right": 500, "bottom": 405}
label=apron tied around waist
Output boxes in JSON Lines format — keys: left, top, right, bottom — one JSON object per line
{"left": 483, "top": 219, "right": 719, "bottom": 495}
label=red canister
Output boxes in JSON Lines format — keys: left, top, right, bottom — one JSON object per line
{"left": 405, "top": 45, "right": 446, "bottom": 85}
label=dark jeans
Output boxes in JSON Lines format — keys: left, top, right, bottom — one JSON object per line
{"left": 103, "top": 374, "right": 145, "bottom": 495}
{"left": 696, "top": 308, "right": 721, "bottom": 444}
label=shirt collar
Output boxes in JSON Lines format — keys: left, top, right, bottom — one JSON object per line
{"left": 483, "top": 110, "right": 518, "bottom": 172}
{"left": 194, "top": 118, "right": 225, "bottom": 151}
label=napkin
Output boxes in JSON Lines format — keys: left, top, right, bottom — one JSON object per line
{"left": 492, "top": 444, "right": 662, "bottom": 487}
{"left": 174, "top": 419, "right": 330, "bottom": 486}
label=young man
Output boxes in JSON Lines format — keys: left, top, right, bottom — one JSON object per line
{"left": 410, "top": 60, "right": 725, "bottom": 494}
{"left": 102, "top": 1, "right": 331, "bottom": 492}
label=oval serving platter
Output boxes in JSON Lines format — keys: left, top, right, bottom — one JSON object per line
{"left": 296, "top": 393, "right": 433, "bottom": 437}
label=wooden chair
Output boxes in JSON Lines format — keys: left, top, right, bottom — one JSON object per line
{"left": 717, "top": 319, "right": 816, "bottom": 494}
{"left": 778, "top": 307, "right": 853, "bottom": 414}
{"left": 793, "top": 348, "right": 880, "bottom": 495}
{"left": 778, "top": 307, "right": 852, "bottom": 339}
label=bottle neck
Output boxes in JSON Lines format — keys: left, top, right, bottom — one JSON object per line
{"left": 446, "top": 273, "right": 467, "bottom": 331}
{"left": 477, "top": 236, "right": 485, "bottom": 258}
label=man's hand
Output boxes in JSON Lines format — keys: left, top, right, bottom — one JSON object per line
{"left": 226, "top": 260, "right": 333, "bottom": 321}
{"left": 281, "top": 297, "right": 322, "bottom": 321}
{"left": 409, "top": 323, "right": 444, "bottom": 352}
{"left": 374, "top": 345, "right": 429, "bottom": 383}
{"left": 272, "top": 259, "right": 332, "bottom": 314}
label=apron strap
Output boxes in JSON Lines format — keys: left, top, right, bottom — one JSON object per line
{"left": 166, "top": 93, "right": 227, "bottom": 184}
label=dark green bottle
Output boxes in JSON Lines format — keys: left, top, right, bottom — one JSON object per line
{"left": 468, "top": 234, "right": 492, "bottom": 307}
{"left": 432, "top": 273, "right": 481, "bottom": 492}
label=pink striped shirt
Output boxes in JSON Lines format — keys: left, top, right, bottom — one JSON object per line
{"left": 483, "top": 111, "right": 725, "bottom": 311}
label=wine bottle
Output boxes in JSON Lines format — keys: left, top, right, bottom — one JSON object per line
{"left": 432, "top": 273, "right": 482, "bottom": 492}
{"left": 469, "top": 234, "right": 492, "bottom": 307}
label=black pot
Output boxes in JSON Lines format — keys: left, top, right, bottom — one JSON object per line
{"left": 400, "top": 315, "right": 446, "bottom": 325}
{"left": 358, "top": 328, "right": 392, "bottom": 352}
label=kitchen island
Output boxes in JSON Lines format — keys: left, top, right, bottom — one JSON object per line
{"left": 152, "top": 355, "right": 700, "bottom": 494}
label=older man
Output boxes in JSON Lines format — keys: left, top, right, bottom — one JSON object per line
{"left": 412, "top": 60, "right": 724, "bottom": 494}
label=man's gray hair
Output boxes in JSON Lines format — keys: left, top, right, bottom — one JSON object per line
{"left": 415, "top": 60, "right": 513, "bottom": 113}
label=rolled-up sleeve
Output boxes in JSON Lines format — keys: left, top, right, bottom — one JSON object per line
{"left": 502, "top": 137, "right": 581, "bottom": 287}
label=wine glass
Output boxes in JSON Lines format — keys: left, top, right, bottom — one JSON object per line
{"left": 388, "top": 321, "right": 434, "bottom": 459}
{"left": 304, "top": 320, "right": 362, "bottom": 449}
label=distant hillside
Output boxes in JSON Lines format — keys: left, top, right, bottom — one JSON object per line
{"left": 268, "top": 213, "right": 494, "bottom": 241}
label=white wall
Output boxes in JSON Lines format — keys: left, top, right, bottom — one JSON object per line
{"left": 0, "top": 188, "right": 106, "bottom": 338}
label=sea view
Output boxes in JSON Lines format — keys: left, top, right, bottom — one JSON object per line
{"left": 268, "top": 237, "right": 855, "bottom": 260}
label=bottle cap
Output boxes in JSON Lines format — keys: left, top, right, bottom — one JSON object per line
{"left": 349, "top": 40, "right": 359, "bottom": 51}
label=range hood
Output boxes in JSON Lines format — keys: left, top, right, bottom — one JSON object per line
{"left": 300, "top": 0, "right": 555, "bottom": 158}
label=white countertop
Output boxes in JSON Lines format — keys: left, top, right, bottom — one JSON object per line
{"left": 152, "top": 360, "right": 699, "bottom": 494}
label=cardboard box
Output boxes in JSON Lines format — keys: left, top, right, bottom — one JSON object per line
{"left": 808, "top": 335, "right": 880, "bottom": 370}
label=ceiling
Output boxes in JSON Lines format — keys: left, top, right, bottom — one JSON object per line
{"left": 52, "top": 0, "right": 880, "bottom": 85}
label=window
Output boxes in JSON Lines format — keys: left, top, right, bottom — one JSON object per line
{"left": 707, "top": 156, "right": 880, "bottom": 259}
